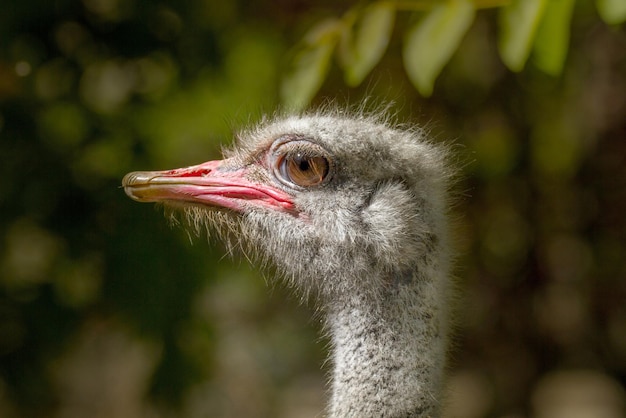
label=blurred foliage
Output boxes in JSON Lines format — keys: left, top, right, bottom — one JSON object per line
{"left": 282, "top": 0, "right": 626, "bottom": 107}
{"left": 0, "top": 0, "right": 625, "bottom": 417}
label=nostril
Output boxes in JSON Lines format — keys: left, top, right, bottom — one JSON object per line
{"left": 180, "top": 168, "right": 212, "bottom": 177}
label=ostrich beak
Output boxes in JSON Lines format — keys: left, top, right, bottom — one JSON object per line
{"left": 122, "top": 159, "right": 296, "bottom": 214}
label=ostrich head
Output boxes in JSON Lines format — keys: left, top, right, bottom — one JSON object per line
{"left": 123, "top": 111, "right": 452, "bottom": 417}
{"left": 124, "top": 112, "right": 448, "bottom": 303}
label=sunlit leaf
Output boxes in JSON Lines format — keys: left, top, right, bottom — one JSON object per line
{"left": 498, "top": 0, "right": 547, "bottom": 72}
{"left": 339, "top": 3, "right": 395, "bottom": 86}
{"left": 280, "top": 19, "right": 342, "bottom": 111}
{"left": 532, "top": 0, "right": 575, "bottom": 76}
{"left": 280, "top": 43, "right": 334, "bottom": 111}
{"left": 403, "top": 0, "right": 475, "bottom": 97}
{"left": 597, "top": 0, "right": 626, "bottom": 24}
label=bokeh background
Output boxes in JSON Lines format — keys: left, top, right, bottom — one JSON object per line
{"left": 1, "top": 1, "right": 625, "bottom": 417}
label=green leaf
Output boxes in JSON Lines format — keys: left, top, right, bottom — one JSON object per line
{"left": 280, "top": 19, "right": 342, "bottom": 111}
{"left": 597, "top": 0, "right": 626, "bottom": 25}
{"left": 532, "top": 0, "right": 575, "bottom": 76}
{"left": 498, "top": 0, "right": 547, "bottom": 72}
{"left": 339, "top": 3, "right": 396, "bottom": 86}
{"left": 403, "top": 0, "right": 475, "bottom": 97}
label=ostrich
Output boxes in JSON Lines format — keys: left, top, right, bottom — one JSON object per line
{"left": 122, "top": 111, "right": 452, "bottom": 417}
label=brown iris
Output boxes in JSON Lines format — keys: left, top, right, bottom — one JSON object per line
{"left": 278, "top": 152, "right": 329, "bottom": 187}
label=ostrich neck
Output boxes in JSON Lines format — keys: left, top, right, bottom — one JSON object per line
{"left": 326, "top": 270, "right": 447, "bottom": 418}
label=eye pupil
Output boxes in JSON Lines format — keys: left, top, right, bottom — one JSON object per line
{"left": 296, "top": 156, "right": 310, "bottom": 171}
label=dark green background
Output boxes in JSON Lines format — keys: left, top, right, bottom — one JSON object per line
{"left": 1, "top": 1, "right": 625, "bottom": 417}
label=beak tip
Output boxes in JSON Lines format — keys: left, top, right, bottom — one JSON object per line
{"left": 122, "top": 171, "right": 154, "bottom": 201}
{"left": 122, "top": 171, "right": 142, "bottom": 187}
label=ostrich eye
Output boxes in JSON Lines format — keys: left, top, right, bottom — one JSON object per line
{"left": 271, "top": 139, "right": 331, "bottom": 188}
{"left": 278, "top": 153, "right": 329, "bottom": 187}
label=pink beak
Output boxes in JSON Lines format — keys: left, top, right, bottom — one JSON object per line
{"left": 122, "top": 159, "right": 296, "bottom": 214}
